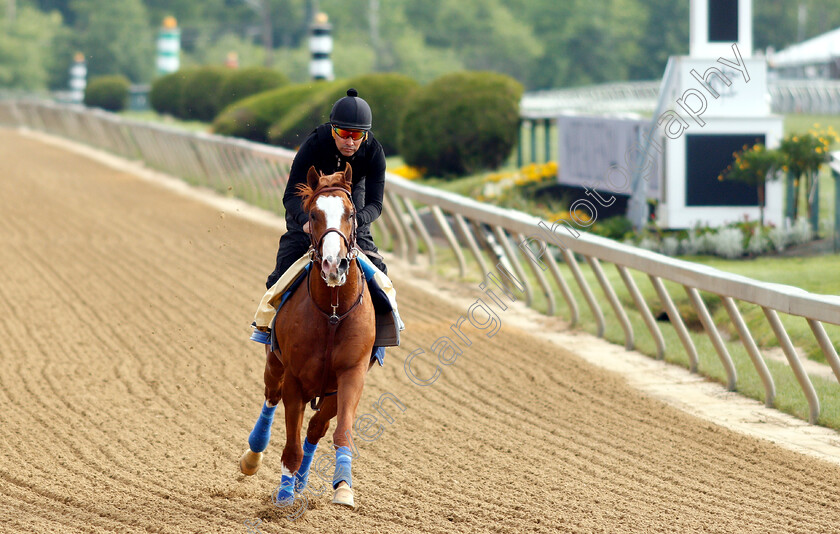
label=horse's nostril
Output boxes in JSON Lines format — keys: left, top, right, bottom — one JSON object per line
{"left": 338, "top": 258, "right": 349, "bottom": 273}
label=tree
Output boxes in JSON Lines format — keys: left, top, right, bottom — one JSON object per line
{"left": 755, "top": 0, "right": 840, "bottom": 51}
{"left": 627, "top": 0, "right": 688, "bottom": 80}
{"left": 69, "top": 0, "right": 154, "bottom": 82}
{"left": 403, "top": 0, "right": 542, "bottom": 83}
{"left": 0, "top": 5, "right": 64, "bottom": 90}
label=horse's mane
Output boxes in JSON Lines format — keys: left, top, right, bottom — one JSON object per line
{"left": 297, "top": 171, "right": 349, "bottom": 212}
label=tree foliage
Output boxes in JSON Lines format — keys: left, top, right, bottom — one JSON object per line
{"left": 9, "top": 0, "right": 840, "bottom": 92}
{"left": 69, "top": 0, "right": 154, "bottom": 82}
{"left": 0, "top": 5, "right": 64, "bottom": 90}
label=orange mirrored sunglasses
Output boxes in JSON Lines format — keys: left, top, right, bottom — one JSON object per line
{"left": 332, "top": 125, "right": 367, "bottom": 141}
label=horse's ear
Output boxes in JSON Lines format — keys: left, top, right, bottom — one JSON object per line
{"left": 343, "top": 162, "right": 352, "bottom": 188}
{"left": 306, "top": 166, "right": 320, "bottom": 190}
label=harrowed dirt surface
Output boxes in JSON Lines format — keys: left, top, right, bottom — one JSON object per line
{"left": 1, "top": 129, "right": 840, "bottom": 534}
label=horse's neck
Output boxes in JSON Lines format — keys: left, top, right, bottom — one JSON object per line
{"left": 309, "top": 260, "right": 363, "bottom": 314}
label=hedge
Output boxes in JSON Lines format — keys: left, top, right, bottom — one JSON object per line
{"left": 398, "top": 71, "right": 523, "bottom": 177}
{"left": 212, "top": 82, "right": 338, "bottom": 143}
{"left": 179, "top": 66, "right": 232, "bottom": 122}
{"left": 149, "top": 69, "right": 193, "bottom": 118}
{"left": 218, "top": 66, "right": 288, "bottom": 110}
{"left": 267, "top": 73, "right": 418, "bottom": 154}
{"left": 84, "top": 75, "right": 130, "bottom": 112}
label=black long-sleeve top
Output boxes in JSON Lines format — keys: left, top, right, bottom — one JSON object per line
{"left": 282, "top": 123, "right": 386, "bottom": 232}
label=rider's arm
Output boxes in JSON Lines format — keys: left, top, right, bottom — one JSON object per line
{"left": 283, "top": 139, "right": 316, "bottom": 228}
{"left": 356, "top": 146, "right": 386, "bottom": 226}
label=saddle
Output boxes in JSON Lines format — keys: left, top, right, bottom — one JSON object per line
{"left": 250, "top": 253, "right": 402, "bottom": 354}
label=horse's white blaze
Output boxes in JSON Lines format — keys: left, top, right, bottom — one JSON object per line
{"left": 316, "top": 195, "right": 346, "bottom": 262}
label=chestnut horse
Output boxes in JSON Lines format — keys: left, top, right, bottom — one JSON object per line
{"left": 240, "top": 164, "right": 376, "bottom": 509}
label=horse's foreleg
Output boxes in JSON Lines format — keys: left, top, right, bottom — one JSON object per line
{"left": 275, "top": 377, "right": 305, "bottom": 506}
{"left": 293, "top": 395, "right": 338, "bottom": 492}
{"left": 240, "top": 348, "right": 284, "bottom": 476}
{"left": 331, "top": 366, "right": 367, "bottom": 508}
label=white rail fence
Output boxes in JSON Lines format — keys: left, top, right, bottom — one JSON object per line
{"left": 2, "top": 100, "right": 840, "bottom": 425}
{"left": 521, "top": 79, "right": 840, "bottom": 115}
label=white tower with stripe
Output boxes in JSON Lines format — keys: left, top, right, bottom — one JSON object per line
{"left": 156, "top": 16, "right": 181, "bottom": 76}
{"left": 309, "top": 12, "right": 334, "bottom": 81}
{"left": 68, "top": 52, "right": 87, "bottom": 105}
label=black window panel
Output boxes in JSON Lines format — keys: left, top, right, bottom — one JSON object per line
{"left": 708, "top": 0, "right": 739, "bottom": 42}
{"left": 685, "top": 134, "right": 763, "bottom": 207}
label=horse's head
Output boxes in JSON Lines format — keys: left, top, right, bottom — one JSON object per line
{"left": 298, "top": 164, "right": 357, "bottom": 287}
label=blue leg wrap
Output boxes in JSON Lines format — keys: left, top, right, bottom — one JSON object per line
{"left": 333, "top": 446, "right": 353, "bottom": 489}
{"left": 274, "top": 474, "right": 295, "bottom": 506}
{"left": 248, "top": 403, "right": 277, "bottom": 453}
{"left": 295, "top": 439, "right": 318, "bottom": 492}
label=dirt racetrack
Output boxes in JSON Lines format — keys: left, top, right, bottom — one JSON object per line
{"left": 1, "top": 129, "right": 840, "bottom": 534}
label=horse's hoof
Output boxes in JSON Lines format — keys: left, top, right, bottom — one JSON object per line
{"left": 240, "top": 449, "right": 263, "bottom": 476}
{"left": 273, "top": 478, "right": 295, "bottom": 507}
{"left": 273, "top": 489, "right": 295, "bottom": 507}
{"left": 331, "top": 481, "right": 355, "bottom": 509}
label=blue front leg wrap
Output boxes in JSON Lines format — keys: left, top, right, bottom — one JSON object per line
{"left": 248, "top": 402, "right": 277, "bottom": 453}
{"left": 294, "top": 438, "right": 318, "bottom": 491}
{"left": 333, "top": 446, "right": 353, "bottom": 489}
{"left": 274, "top": 474, "right": 295, "bottom": 506}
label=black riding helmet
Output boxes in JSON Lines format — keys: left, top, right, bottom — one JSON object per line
{"left": 330, "top": 88, "right": 372, "bottom": 131}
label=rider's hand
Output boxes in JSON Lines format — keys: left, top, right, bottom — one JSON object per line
{"left": 302, "top": 221, "right": 311, "bottom": 234}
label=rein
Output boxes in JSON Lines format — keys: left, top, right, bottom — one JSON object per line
{"left": 306, "top": 185, "right": 365, "bottom": 411}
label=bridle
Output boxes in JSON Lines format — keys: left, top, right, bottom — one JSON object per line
{"left": 305, "top": 184, "right": 366, "bottom": 411}
{"left": 307, "top": 185, "right": 359, "bottom": 272}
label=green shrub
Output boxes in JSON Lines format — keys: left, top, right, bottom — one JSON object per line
{"left": 591, "top": 215, "right": 635, "bottom": 240}
{"left": 149, "top": 70, "right": 189, "bottom": 117}
{"left": 83, "top": 75, "right": 130, "bottom": 112}
{"left": 218, "top": 66, "right": 288, "bottom": 110}
{"left": 399, "top": 71, "right": 522, "bottom": 177}
{"left": 179, "top": 66, "right": 232, "bottom": 122}
{"left": 268, "top": 73, "right": 419, "bottom": 154}
{"left": 212, "top": 82, "right": 336, "bottom": 143}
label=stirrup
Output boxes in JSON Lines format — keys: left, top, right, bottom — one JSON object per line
{"left": 250, "top": 328, "right": 271, "bottom": 345}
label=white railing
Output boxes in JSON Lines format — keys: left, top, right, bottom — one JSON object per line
{"left": 770, "top": 80, "right": 840, "bottom": 114}
{"left": 2, "top": 100, "right": 840, "bottom": 425}
{"left": 522, "top": 79, "right": 840, "bottom": 116}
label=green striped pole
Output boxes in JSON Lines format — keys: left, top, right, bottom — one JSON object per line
{"left": 156, "top": 16, "right": 181, "bottom": 76}
{"left": 68, "top": 52, "right": 86, "bottom": 104}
